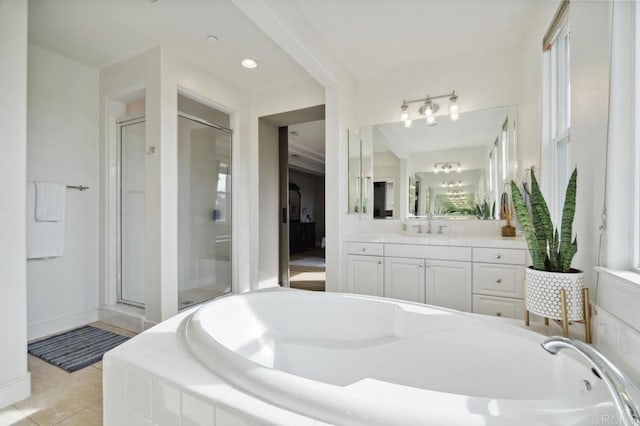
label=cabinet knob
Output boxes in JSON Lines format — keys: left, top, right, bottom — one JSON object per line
{"left": 496, "top": 254, "right": 502, "bottom": 259}
{"left": 496, "top": 278, "right": 502, "bottom": 283}
{"left": 426, "top": 263, "right": 431, "bottom": 268}
{"left": 496, "top": 312, "right": 502, "bottom": 317}
{"left": 362, "top": 247, "right": 366, "bottom": 252}
{"left": 419, "top": 263, "right": 424, "bottom": 268}
{"left": 378, "top": 260, "right": 382, "bottom": 265}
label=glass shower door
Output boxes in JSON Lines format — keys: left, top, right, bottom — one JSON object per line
{"left": 119, "top": 118, "right": 146, "bottom": 306}
{"left": 178, "top": 115, "right": 232, "bottom": 308}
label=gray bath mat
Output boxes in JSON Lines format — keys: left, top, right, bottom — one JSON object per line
{"left": 28, "top": 325, "right": 129, "bottom": 372}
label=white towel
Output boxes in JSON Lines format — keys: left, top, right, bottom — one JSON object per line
{"left": 27, "top": 182, "right": 65, "bottom": 259}
{"left": 35, "top": 182, "right": 65, "bottom": 222}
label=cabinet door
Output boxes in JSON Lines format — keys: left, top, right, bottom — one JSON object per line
{"left": 384, "top": 257, "right": 425, "bottom": 303}
{"left": 425, "top": 260, "right": 472, "bottom": 312}
{"left": 346, "top": 255, "right": 383, "bottom": 296}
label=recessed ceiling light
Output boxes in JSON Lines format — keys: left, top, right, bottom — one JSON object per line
{"left": 241, "top": 58, "right": 258, "bottom": 69}
{"left": 206, "top": 35, "right": 219, "bottom": 43}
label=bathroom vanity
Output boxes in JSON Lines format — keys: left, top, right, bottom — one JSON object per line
{"left": 345, "top": 233, "right": 528, "bottom": 319}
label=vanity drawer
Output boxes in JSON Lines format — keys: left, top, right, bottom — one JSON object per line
{"left": 473, "top": 294, "right": 525, "bottom": 320}
{"left": 345, "top": 242, "right": 383, "bottom": 256}
{"left": 472, "top": 247, "right": 526, "bottom": 265}
{"left": 384, "top": 244, "right": 471, "bottom": 261}
{"left": 473, "top": 263, "right": 525, "bottom": 298}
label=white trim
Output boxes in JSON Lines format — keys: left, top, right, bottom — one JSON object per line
{"left": 595, "top": 267, "right": 640, "bottom": 332}
{"left": 0, "top": 373, "right": 31, "bottom": 409}
{"left": 28, "top": 308, "right": 99, "bottom": 341}
{"left": 634, "top": 0, "right": 640, "bottom": 272}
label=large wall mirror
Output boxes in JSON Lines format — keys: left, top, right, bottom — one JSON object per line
{"left": 360, "top": 105, "right": 518, "bottom": 220}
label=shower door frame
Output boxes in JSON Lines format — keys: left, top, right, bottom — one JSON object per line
{"left": 177, "top": 111, "right": 234, "bottom": 308}
{"left": 116, "top": 116, "right": 146, "bottom": 308}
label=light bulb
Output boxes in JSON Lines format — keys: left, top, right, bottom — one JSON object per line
{"left": 400, "top": 104, "right": 409, "bottom": 121}
{"left": 451, "top": 111, "right": 459, "bottom": 121}
{"left": 434, "top": 167, "right": 439, "bottom": 174}
{"left": 450, "top": 101, "right": 459, "bottom": 114}
{"left": 404, "top": 119, "right": 412, "bottom": 128}
{"left": 425, "top": 101, "right": 433, "bottom": 117}
{"left": 457, "top": 164, "right": 462, "bottom": 173}
{"left": 444, "top": 166, "right": 450, "bottom": 174}
{"left": 427, "top": 115, "right": 436, "bottom": 125}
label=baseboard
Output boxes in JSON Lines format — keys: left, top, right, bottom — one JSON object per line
{"left": 0, "top": 372, "right": 31, "bottom": 409}
{"left": 100, "top": 304, "right": 145, "bottom": 333}
{"left": 28, "top": 308, "right": 99, "bottom": 340}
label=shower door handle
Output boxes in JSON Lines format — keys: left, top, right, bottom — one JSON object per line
{"left": 282, "top": 208, "right": 288, "bottom": 224}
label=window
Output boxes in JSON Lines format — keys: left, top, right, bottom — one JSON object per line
{"left": 542, "top": 2, "right": 571, "bottom": 223}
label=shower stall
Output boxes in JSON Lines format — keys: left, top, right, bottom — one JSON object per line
{"left": 117, "top": 108, "right": 232, "bottom": 309}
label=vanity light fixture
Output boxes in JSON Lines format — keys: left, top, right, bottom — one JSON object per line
{"left": 434, "top": 162, "right": 462, "bottom": 174}
{"left": 399, "top": 90, "right": 460, "bottom": 126}
{"left": 441, "top": 179, "right": 463, "bottom": 188}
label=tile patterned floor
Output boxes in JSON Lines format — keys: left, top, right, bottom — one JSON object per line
{"left": 0, "top": 322, "right": 136, "bottom": 426}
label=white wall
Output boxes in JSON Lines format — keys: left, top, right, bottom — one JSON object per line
{"left": 0, "top": 0, "right": 30, "bottom": 408}
{"left": 356, "top": 47, "right": 521, "bottom": 128}
{"left": 258, "top": 119, "right": 280, "bottom": 287}
{"left": 568, "top": 1, "right": 611, "bottom": 291}
{"left": 27, "top": 44, "right": 100, "bottom": 339}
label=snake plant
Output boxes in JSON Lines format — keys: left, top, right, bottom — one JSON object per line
{"left": 510, "top": 168, "right": 577, "bottom": 273}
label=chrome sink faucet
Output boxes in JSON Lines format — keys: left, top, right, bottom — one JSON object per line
{"left": 412, "top": 223, "right": 423, "bottom": 234}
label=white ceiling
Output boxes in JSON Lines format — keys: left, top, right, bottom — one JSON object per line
{"left": 292, "top": 0, "right": 538, "bottom": 80}
{"left": 288, "top": 120, "right": 325, "bottom": 175}
{"left": 376, "top": 106, "right": 512, "bottom": 155}
{"left": 28, "top": 0, "right": 311, "bottom": 90}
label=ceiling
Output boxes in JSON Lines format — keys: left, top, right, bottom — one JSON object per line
{"left": 28, "top": 0, "right": 311, "bottom": 90}
{"left": 288, "top": 120, "right": 326, "bottom": 175}
{"left": 292, "top": 0, "right": 538, "bottom": 80}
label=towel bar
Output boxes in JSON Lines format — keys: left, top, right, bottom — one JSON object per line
{"left": 66, "top": 185, "right": 89, "bottom": 191}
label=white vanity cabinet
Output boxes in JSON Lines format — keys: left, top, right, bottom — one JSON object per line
{"left": 346, "top": 242, "right": 384, "bottom": 297}
{"left": 343, "top": 238, "right": 526, "bottom": 319}
{"left": 384, "top": 257, "right": 425, "bottom": 303}
{"left": 471, "top": 247, "right": 526, "bottom": 319}
{"left": 384, "top": 244, "right": 472, "bottom": 311}
{"left": 425, "top": 260, "right": 472, "bottom": 312}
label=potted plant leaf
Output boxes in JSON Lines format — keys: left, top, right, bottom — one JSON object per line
{"left": 510, "top": 168, "right": 590, "bottom": 342}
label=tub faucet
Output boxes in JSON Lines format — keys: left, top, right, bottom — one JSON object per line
{"left": 542, "top": 336, "right": 640, "bottom": 426}
{"left": 412, "top": 223, "right": 423, "bottom": 234}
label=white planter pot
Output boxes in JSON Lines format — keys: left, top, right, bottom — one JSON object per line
{"left": 525, "top": 267, "right": 584, "bottom": 321}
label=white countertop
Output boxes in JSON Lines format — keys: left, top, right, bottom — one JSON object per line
{"left": 344, "top": 233, "right": 528, "bottom": 249}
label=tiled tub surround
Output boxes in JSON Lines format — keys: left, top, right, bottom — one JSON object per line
{"left": 345, "top": 232, "right": 529, "bottom": 319}
{"left": 105, "top": 291, "right": 616, "bottom": 425}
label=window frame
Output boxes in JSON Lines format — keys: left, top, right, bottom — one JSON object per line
{"left": 542, "top": 14, "right": 571, "bottom": 224}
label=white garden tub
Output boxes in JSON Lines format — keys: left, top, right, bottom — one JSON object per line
{"left": 184, "top": 291, "right": 614, "bottom": 425}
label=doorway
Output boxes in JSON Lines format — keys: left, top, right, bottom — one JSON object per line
{"left": 258, "top": 105, "right": 325, "bottom": 291}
